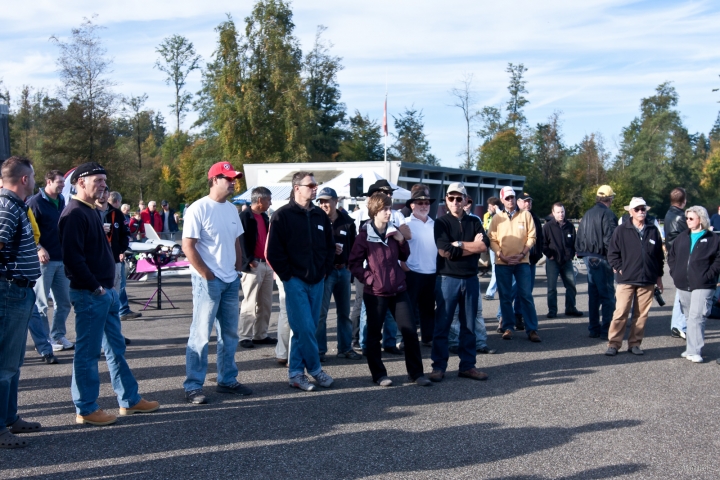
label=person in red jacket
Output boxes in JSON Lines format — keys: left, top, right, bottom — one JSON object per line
{"left": 136, "top": 201, "right": 164, "bottom": 238}
{"left": 349, "top": 192, "right": 430, "bottom": 388}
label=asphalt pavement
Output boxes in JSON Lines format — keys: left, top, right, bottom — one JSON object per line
{"left": 2, "top": 265, "right": 720, "bottom": 479}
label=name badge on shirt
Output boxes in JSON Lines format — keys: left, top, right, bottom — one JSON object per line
{"left": 649, "top": 239, "right": 655, "bottom": 244}
{"left": 701, "top": 239, "right": 708, "bottom": 243}
{"left": 518, "top": 225, "right": 524, "bottom": 230}
{"left": 318, "top": 225, "right": 324, "bottom": 231}
{"left": 340, "top": 230, "right": 347, "bottom": 235}
{"left": 567, "top": 234, "right": 572, "bottom": 237}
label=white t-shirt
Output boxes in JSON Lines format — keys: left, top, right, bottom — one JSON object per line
{"left": 351, "top": 205, "right": 405, "bottom": 233}
{"left": 182, "top": 196, "right": 244, "bottom": 283}
{"left": 405, "top": 214, "right": 437, "bottom": 274}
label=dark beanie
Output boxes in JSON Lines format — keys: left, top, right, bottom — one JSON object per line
{"left": 70, "top": 162, "right": 107, "bottom": 184}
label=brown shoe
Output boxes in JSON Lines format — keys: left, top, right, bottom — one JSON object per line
{"left": 76, "top": 409, "right": 117, "bottom": 426}
{"left": 528, "top": 331, "right": 542, "bottom": 343}
{"left": 428, "top": 369, "right": 445, "bottom": 382}
{"left": 458, "top": 368, "right": 489, "bottom": 381}
{"left": 119, "top": 398, "right": 160, "bottom": 416}
{"left": 502, "top": 329, "right": 513, "bottom": 340}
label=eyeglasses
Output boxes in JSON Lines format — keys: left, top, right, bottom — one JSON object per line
{"left": 413, "top": 201, "right": 430, "bottom": 206}
{"left": 633, "top": 206, "right": 646, "bottom": 212}
{"left": 685, "top": 216, "right": 697, "bottom": 221}
{"left": 298, "top": 183, "right": 318, "bottom": 189}
{"left": 447, "top": 196, "right": 464, "bottom": 203}
{"left": 504, "top": 196, "right": 515, "bottom": 201}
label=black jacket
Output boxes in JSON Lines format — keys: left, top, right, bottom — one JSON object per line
{"left": 266, "top": 198, "right": 335, "bottom": 284}
{"left": 239, "top": 208, "right": 270, "bottom": 272}
{"left": 435, "top": 212, "right": 489, "bottom": 279}
{"left": 160, "top": 208, "right": 179, "bottom": 232}
{"left": 98, "top": 205, "right": 130, "bottom": 263}
{"left": 607, "top": 219, "right": 664, "bottom": 285}
{"left": 59, "top": 199, "right": 116, "bottom": 291}
{"left": 27, "top": 189, "right": 65, "bottom": 261}
{"left": 328, "top": 208, "right": 357, "bottom": 266}
{"left": 542, "top": 219, "right": 576, "bottom": 266}
{"left": 528, "top": 211, "right": 544, "bottom": 265}
{"left": 576, "top": 202, "right": 618, "bottom": 258}
{"left": 664, "top": 205, "right": 687, "bottom": 250}
{"left": 668, "top": 229, "right": 720, "bottom": 291}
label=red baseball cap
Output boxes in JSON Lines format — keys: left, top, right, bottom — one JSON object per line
{"left": 207, "top": 161, "right": 243, "bottom": 180}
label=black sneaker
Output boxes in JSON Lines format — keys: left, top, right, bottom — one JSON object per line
{"left": 216, "top": 382, "right": 253, "bottom": 396}
{"left": 476, "top": 346, "right": 497, "bottom": 354}
{"left": 671, "top": 327, "right": 686, "bottom": 339}
{"left": 185, "top": 389, "right": 207, "bottom": 404}
{"left": 252, "top": 337, "right": 278, "bottom": 345}
{"left": 41, "top": 353, "right": 58, "bottom": 364}
{"left": 337, "top": 350, "right": 362, "bottom": 360}
{"left": 565, "top": 309, "right": 583, "bottom": 317}
{"left": 239, "top": 339, "right": 255, "bottom": 349}
{"left": 383, "top": 346, "right": 402, "bottom": 355}
{"left": 547, "top": 312, "right": 557, "bottom": 319}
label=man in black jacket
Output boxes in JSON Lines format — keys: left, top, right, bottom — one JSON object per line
{"left": 664, "top": 187, "right": 688, "bottom": 339}
{"left": 159, "top": 200, "right": 179, "bottom": 237}
{"left": 605, "top": 197, "right": 665, "bottom": 356}
{"left": 542, "top": 202, "right": 582, "bottom": 318}
{"left": 267, "top": 172, "right": 336, "bottom": 392}
{"left": 60, "top": 162, "right": 158, "bottom": 426}
{"left": 576, "top": 185, "right": 618, "bottom": 339}
{"left": 95, "top": 187, "right": 129, "bottom": 293}
{"left": 315, "top": 187, "right": 360, "bottom": 361}
{"left": 238, "top": 187, "right": 276, "bottom": 349}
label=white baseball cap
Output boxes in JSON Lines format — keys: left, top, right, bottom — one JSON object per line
{"left": 499, "top": 186, "right": 516, "bottom": 200}
{"left": 446, "top": 182, "right": 467, "bottom": 196}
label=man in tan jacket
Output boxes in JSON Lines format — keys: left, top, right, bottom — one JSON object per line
{"left": 488, "top": 186, "right": 541, "bottom": 342}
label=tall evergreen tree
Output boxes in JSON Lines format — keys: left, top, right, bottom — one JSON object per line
{"left": 338, "top": 110, "right": 383, "bottom": 161}
{"left": 155, "top": 34, "right": 201, "bottom": 133}
{"left": 505, "top": 63, "right": 529, "bottom": 129}
{"left": 389, "top": 107, "right": 439, "bottom": 165}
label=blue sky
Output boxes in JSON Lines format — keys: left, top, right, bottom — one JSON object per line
{"left": 2, "top": 0, "right": 719, "bottom": 167}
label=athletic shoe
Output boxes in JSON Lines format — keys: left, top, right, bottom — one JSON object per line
{"left": 51, "top": 337, "right": 74, "bottom": 351}
{"left": 312, "top": 370, "right": 334, "bottom": 388}
{"left": 120, "top": 311, "right": 142, "bottom": 321}
{"left": 629, "top": 346, "right": 644, "bottom": 355}
{"left": 217, "top": 382, "right": 253, "bottom": 396}
{"left": 185, "top": 389, "right": 207, "bottom": 404}
{"left": 605, "top": 347, "right": 618, "bottom": 356}
{"left": 483, "top": 295, "right": 495, "bottom": 301}
{"left": 290, "top": 374, "right": 316, "bottom": 391}
{"left": 686, "top": 354, "right": 703, "bottom": 363}
{"left": 376, "top": 376, "right": 393, "bottom": 387}
{"left": 239, "top": 339, "right": 254, "bottom": 348}
{"left": 671, "top": 328, "right": 686, "bottom": 339}
{"left": 252, "top": 337, "right": 278, "bottom": 345}
{"left": 413, "top": 376, "right": 432, "bottom": 386}
{"left": 337, "top": 350, "right": 362, "bottom": 360}
{"left": 680, "top": 351, "right": 690, "bottom": 358}
{"left": 41, "top": 353, "right": 58, "bottom": 364}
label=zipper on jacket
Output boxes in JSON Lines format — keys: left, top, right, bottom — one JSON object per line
{"left": 306, "top": 209, "right": 316, "bottom": 280}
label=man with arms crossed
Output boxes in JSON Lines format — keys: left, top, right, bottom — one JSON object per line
{"left": 183, "top": 162, "right": 252, "bottom": 404}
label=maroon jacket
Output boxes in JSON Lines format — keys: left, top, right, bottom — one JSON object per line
{"left": 349, "top": 221, "right": 410, "bottom": 297}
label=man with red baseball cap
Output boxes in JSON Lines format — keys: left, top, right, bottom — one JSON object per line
{"left": 182, "top": 161, "right": 251, "bottom": 405}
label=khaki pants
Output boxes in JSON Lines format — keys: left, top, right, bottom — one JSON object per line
{"left": 239, "top": 261, "right": 274, "bottom": 341}
{"left": 114, "top": 262, "right": 122, "bottom": 292}
{"left": 608, "top": 284, "right": 654, "bottom": 349}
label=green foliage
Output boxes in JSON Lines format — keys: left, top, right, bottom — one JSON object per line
{"left": 505, "top": 63, "right": 529, "bottom": 129}
{"left": 477, "top": 129, "right": 525, "bottom": 174}
{"left": 389, "top": 107, "right": 440, "bottom": 165}
{"left": 338, "top": 110, "right": 383, "bottom": 161}
{"left": 178, "top": 137, "right": 224, "bottom": 202}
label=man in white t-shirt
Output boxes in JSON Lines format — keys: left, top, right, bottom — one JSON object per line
{"left": 182, "top": 161, "right": 251, "bottom": 405}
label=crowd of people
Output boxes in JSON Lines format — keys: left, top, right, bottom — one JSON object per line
{"left": 1, "top": 156, "right": 720, "bottom": 449}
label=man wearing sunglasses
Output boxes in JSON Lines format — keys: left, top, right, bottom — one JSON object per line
{"left": 429, "top": 182, "right": 490, "bottom": 382}
{"left": 605, "top": 197, "right": 665, "bottom": 356}
{"left": 489, "top": 186, "right": 541, "bottom": 342}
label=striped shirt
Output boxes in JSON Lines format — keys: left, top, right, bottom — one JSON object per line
{"left": 0, "top": 188, "right": 42, "bottom": 281}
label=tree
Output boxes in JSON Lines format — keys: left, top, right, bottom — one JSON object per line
{"left": 121, "top": 94, "right": 150, "bottom": 199}
{"left": 449, "top": 73, "right": 478, "bottom": 169}
{"left": 304, "top": 25, "right": 346, "bottom": 161}
{"left": 525, "top": 112, "right": 567, "bottom": 214}
{"left": 338, "top": 110, "right": 383, "bottom": 161}
{"left": 155, "top": 34, "right": 201, "bottom": 133}
{"left": 505, "top": 63, "right": 529, "bottom": 129}
{"left": 477, "top": 129, "right": 524, "bottom": 174}
{"left": 476, "top": 106, "right": 504, "bottom": 143}
{"left": 50, "top": 16, "right": 116, "bottom": 161}
{"left": 389, "top": 107, "right": 440, "bottom": 165}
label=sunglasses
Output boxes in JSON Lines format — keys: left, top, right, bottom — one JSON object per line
{"left": 685, "top": 216, "right": 697, "bottom": 221}
{"left": 299, "top": 183, "right": 318, "bottom": 189}
{"left": 447, "top": 196, "right": 464, "bottom": 203}
{"left": 504, "top": 196, "right": 515, "bottom": 201}
{"left": 217, "top": 175, "right": 238, "bottom": 182}
{"left": 413, "top": 200, "right": 431, "bottom": 206}
{"left": 633, "top": 206, "right": 646, "bottom": 212}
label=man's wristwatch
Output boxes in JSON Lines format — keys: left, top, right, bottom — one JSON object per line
{"left": 92, "top": 286, "right": 105, "bottom": 296}
{"left": 457, "top": 241, "right": 464, "bottom": 248}
{"left": 37, "top": 244, "right": 42, "bottom": 251}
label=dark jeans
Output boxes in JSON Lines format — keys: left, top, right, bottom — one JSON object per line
{"left": 584, "top": 257, "right": 615, "bottom": 335}
{"left": 363, "top": 291, "right": 423, "bottom": 382}
{"left": 405, "top": 270, "right": 437, "bottom": 343}
{"left": 431, "top": 275, "right": 478, "bottom": 372}
{"left": 496, "top": 263, "right": 539, "bottom": 335}
{"left": 316, "top": 267, "right": 352, "bottom": 355}
{"left": 512, "top": 265, "right": 536, "bottom": 318}
{"left": 546, "top": 259, "right": 577, "bottom": 314}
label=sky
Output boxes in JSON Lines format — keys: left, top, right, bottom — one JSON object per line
{"left": 2, "top": 0, "right": 719, "bottom": 168}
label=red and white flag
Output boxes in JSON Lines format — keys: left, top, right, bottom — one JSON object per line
{"left": 382, "top": 97, "right": 388, "bottom": 137}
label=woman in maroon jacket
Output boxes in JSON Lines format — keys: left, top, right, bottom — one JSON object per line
{"left": 349, "top": 193, "right": 430, "bottom": 387}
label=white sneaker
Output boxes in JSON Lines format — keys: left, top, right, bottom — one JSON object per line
{"left": 51, "top": 337, "right": 75, "bottom": 351}
{"left": 680, "top": 351, "right": 689, "bottom": 358}
{"left": 687, "top": 354, "right": 703, "bottom": 363}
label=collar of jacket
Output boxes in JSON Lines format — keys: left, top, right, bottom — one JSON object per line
{"left": 289, "top": 196, "right": 317, "bottom": 214}
{"left": 364, "top": 220, "right": 398, "bottom": 245}
{"left": 39, "top": 187, "right": 63, "bottom": 206}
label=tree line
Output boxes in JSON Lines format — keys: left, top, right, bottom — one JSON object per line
{"left": 1, "top": 0, "right": 719, "bottom": 219}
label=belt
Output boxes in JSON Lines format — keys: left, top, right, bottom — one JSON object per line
{"left": 4, "top": 277, "right": 36, "bottom": 288}
{"left": 334, "top": 264, "right": 346, "bottom": 269}
{"left": 257, "top": 258, "right": 267, "bottom": 263}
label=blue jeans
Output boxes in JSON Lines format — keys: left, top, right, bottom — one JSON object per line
{"left": 0, "top": 281, "right": 35, "bottom": 434}
{"left": 34, "top": 260, "right": 71, "bottom": 341}
{"left": 27, "top": 304, "right": 53, "bottom": 356}
{"left": 496, "top": 279, "right": 517, "bottom": 320}
{"left": 584, "top": 257, "right": 615, "bottom": 335}
{"left": 546, "top": 259, "right": 577, "bottom": 315}
{"left": 119, "top": 261, "right": 131, "bottom": 316}
{"left": 449, "top": 294, "right": 487, "bottom": 349}
{"left": 496, "top": 263, "right": 539, "bottom": 334}
{"left": 431, "top": 275, "right": 479, "bottom": 372}
{"left": 360, "top": 301, "right": 398, "bottom": 349}
{"left": 283, "top": 277, "right": 324, "bottom": 379}
{"left": 70, "top": 288, "right": 140, "bottom": 416}
{"left": 184, "top": 274, "right": 241, "bottom": 392}
{"left": 317, "top": 267, "right": 353, "bottom": 355}
{"left": 670, "top": 291, "right": 687, "bottom": 334}
{"left": 485, "top": 250, "right": 498, "bottom": 298}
